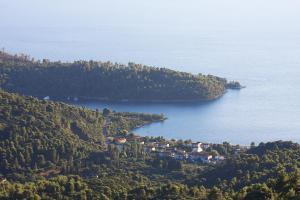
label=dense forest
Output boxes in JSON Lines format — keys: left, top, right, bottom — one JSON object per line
{"left": 0, "top": 90, "right": 164, "bottom": 182}
{"left": 1, "top": 90, "right": 300, "bottom": 199}
{"left": 0, "top": 51, "right": 241, "bottom": 102}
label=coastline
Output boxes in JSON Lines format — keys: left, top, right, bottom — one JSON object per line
{"left": 32, "top": 90, "right": 227, "bottom": 104}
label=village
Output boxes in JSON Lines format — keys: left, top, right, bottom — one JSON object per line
{"left": 99, "top": 114, "right": 250, "bottom": 165}
{"left": 105, "top": 133, "right": 248, "bottom": 164}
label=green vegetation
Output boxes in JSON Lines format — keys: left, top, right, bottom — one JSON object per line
{"left": 226, "top": 81, "right": 244, "bottom": 89}
{"left": 0, "top": 176, "right": 93, "bottom": 199}
{"left": 2, "top": 140, "right": 300, "bottom": 199}
{"left": 0, "top": 90, "right": 164, "bottom": 182}
{"left": 1, "top": 90, "right": 300, "bottom": 199}
{"left": 0, "top": 51, "right": 238, "bottom": 102}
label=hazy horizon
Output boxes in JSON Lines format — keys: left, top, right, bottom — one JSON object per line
{"left": 1, "top": 0, "right": 300, "bottom": 144}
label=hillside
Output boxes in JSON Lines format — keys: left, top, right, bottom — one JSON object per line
{"left": 0, "top": 51, "right": 240, "bottom": 102}
{"left": 0, "top": 90, "right": 164, "bottom": 182}
{"left": 0, "top": 83, "right": 296, "bottom": 200}
{"left": 1, "top": 137, "right": 300, "bottom": 199}
{"left": 0, "top": 91, "right": 299, "bottom": 199}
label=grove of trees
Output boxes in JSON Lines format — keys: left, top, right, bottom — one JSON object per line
{"left": 0, "top": 51, "right": 229, "bottom": 102}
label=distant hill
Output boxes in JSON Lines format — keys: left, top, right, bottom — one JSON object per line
{"left": 0, "top": 51, "right": 239, "bottom": 102}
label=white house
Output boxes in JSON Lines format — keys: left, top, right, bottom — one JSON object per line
{"left": 192, "top": 142, "right": 203, "bottom": 152}
{"left": 189, "top": 152, "right": 212, "bottom": 163}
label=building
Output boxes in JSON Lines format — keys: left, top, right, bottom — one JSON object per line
{"left": 127, "top": 135, "right": 144, "bottom": 144}
{"left": 214, "top": 155, "right": 225, "bottom": 161}
{"left": 189, "top": 152, "right": 212, "bottom": 163}
{"left": 158, "top": 143, "right": 170, "bottom": 148}
{"left": 149, "top": 142, "right": 158, "bottom": 147}
{"left": 114, "top": 137, "right": 127, "bottom": 144}
{"left": 144, "top": 145, "right": 156, "bottom": 153}
{"left": 174, "top": 151, "right": 188, "bottom": 160}
{"left": 201, "top": 143, "right": 211, "bottom": 150}
{"left": 192, "top": 142, "right": 203, "bottom": 152}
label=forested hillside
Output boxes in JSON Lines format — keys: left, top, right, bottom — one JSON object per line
{"left": 1, "top": 90, "right": 300, "bottom": 199}
{"left": 0, "top": 90, "right": 163, "bottom": 182}
{"left": 0, "top": 51, "right": 239, "bottom": 102}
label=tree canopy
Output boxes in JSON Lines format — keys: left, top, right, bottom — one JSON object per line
{"left": 0, "top": 51, "right": 234, "bottom": 102}
{"left": 0, "top": 90, "right": 300, "bottom": 199}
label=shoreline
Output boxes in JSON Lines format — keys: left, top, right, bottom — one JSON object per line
{"left": 32, "top": 91, "right": 227, "bottom": 104}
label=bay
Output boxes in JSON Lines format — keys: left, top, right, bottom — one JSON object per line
{"left": 1, "top": 0, "right": 300, "bottom": 144}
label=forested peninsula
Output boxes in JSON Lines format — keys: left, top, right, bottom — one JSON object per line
{"left": 0, "top": 51, "right": 241, "bottom": 102}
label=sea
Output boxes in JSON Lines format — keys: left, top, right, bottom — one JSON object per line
{"left": 1, "top": 0, "right": 300, "bottom": 144}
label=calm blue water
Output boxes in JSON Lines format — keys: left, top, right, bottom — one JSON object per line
{"left": 1, "top": 0, "right": 300, "bottom": 144}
